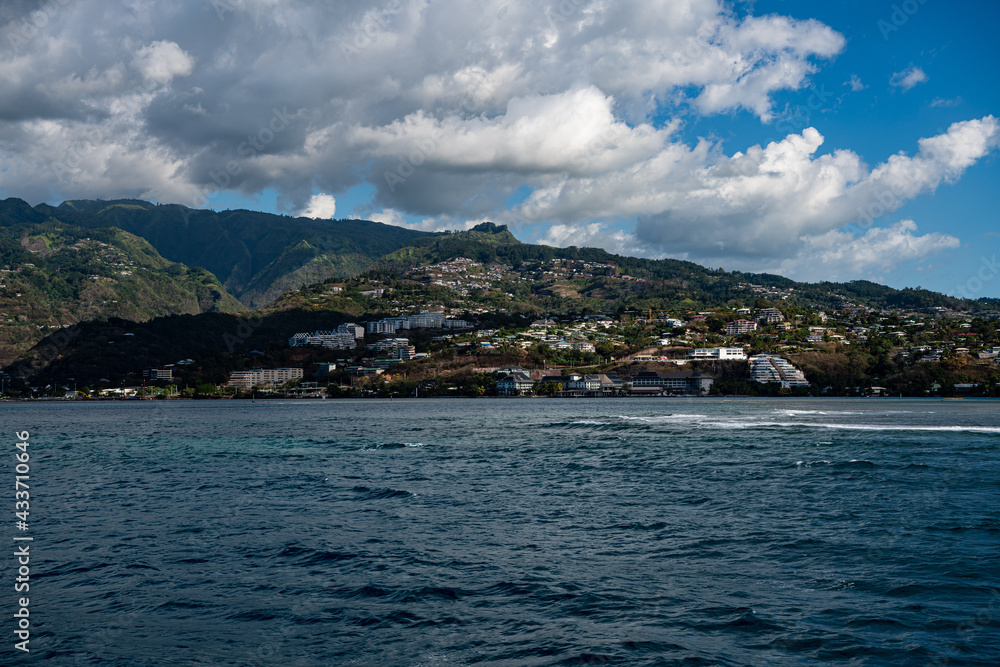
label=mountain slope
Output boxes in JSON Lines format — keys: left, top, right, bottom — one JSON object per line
{"left": 45, "top": 199, "right": 431, "bottom": 306}
{"left": 0, "top": 206, "right": 243, "bottom": 365}
{"left": 369, "top": 222, "right": 987, "bottom": 313}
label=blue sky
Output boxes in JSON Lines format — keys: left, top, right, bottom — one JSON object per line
{"left": 0, "top": 0, "right": 997, "bottom": 296}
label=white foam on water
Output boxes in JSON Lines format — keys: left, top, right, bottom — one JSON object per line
{"left": 616, "top": 414, "right": 1000, "bottom": 435}
{"left": 617, "top": 414, "right": 709, "bottom": 423}
{"left": 814, "top": 423, "right": 1000, "bottom": 434}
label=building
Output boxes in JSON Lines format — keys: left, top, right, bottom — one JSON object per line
{"left": 338, "top": 323, "right": 365, "bottom": 340}
{"left": 391, "top": 345, "right": 417, "bottom": 361}
{"left": 687, "top": 347, "right": 747, "bottom": 361}
{"left": 369, "top": 337, "right": 411, "bottom": 352}
{"left": 289, "top": 330, "right": 357, "bottom": 350}
{"left": 314, "top": 363, "right": 338, "bottom": 378}
{"left": 628, "top": 371, "right": 714, "bottom": 395}
{"left": 405, "top": 311, "right": 447, "bottom": 329}
{"left": 566, "top": 374, "right": 602, "bottom": 392}
{"left": 226, "top": 367, "right": 304, "bottom": 390}
{"left": 142, "top": 367, "right": 174, "bottom": 381}
{"left": 366, "top": 320, "right": 397, "bottom": 335}
{"left": 726, "top": 319, "right": 758, "bottom": 335}
{"left": 497, "top": 372, "right": 534, "bottom": 396}
{"left": 495, "top": 366, "right": 529, "bottom": 376}
{"left": 749, "top": 354, "right": 809, "bottom": 388}
{"left": 756, "top": 308, "right": 785, "bottom": 324}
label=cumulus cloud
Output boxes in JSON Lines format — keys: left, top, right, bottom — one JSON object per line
{"left": 517, "top": 116, "right": 999, "bottom": 259}
{"left": 890, "top": 66, "right": 928, "bottom": 91}
{"left": 300, "top": 193, "right": 336, "bottom": 219}
{"left": 846, "top": 74, "right": 866, "bottom": 91}
{"left": 0, "top": 0, "right": 845, "bottom": 207}
{"left": 775, "top": 220, "right": 960, "bottom": 282}
{"left": 132, "top": 41, "right": 194, "bottom": 86}
{"left": 0, "top": 0, "right": 988, "bottom": 280}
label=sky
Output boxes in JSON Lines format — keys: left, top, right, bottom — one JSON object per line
{"left": 0, "top": 0, "right": 998, "bottom": 297}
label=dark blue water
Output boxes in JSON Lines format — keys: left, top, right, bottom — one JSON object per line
{"left": 3, "top": 398, "right": 999, "bottom": 665}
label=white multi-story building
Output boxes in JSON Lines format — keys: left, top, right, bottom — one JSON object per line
{"left": 366, "top": 320, "right": 397, "bottom": 335}
{"left": 756, "top": 308, "right": 785, "bottom": 324}
{"left": 289, "top": 330, "right": 357, "bottom": 350}
{"left": 369, "top": 337, "right": 411, "bottom": 352}
{"left": 227, "top": 367, "right": 304, "bottom": 390}
{"left": 749, "top": 354, "right": 809, "bottom": 387}
{"left": 687, "top": 347, "right": 747, "bottom": 361}
{"left": 726, "top": 319, "right": 758, "bottom": 335}
{"left": 391, "top": 345, "right": 417, "bottom": 361}
{"left": 337, "top": 323, "right": 365, "bottom": 340}
{"left": 406, "top": 311, "right": 447, "bottom": 329}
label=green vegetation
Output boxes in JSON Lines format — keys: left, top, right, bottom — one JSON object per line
{"left": 3, "top": 198, "right": 1000, "bottom": 397}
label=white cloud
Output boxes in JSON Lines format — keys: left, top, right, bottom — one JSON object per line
{"left": 0, "top": 0, "right": 846, "bottom": 209}
{"left": 351, "top": 87, "right": 669, "bottom": 176}
{"left": 930, "top": 96, "right": 962, "bottom": 108}
{"left": 513, "top": 117, "right": 999, "bottom": 260}
{"left": 300, "top": 193, "right": 336, "bottom": 219}
{"left": 847, "top": 74, "right": 866, "bottom": 91}
{"left": 890, "top": 66, "right": 928, "bottom": 92}
{"left": 775, "top": 220, "right": 960, "bottom": 282}
{"left": 132, "top": 41, "right": 194, "bottom": 86}
{"left": 367, "top": 209, "right": 407, "bottom": 227}
{"left": 0, "top": 0, "right": 990, "bottom": 283}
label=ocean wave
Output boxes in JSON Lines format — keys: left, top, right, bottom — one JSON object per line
{"left": 774, "top": 409, "right": 865, "bottom": 416}
{"left": 349, "top": 486, "right": 413, "bottom": 500}
{"left": 613, "top": 414, "right": 1000, "bottom": 434}
{"left": 359, "top": 442, "right": 427, "bottom": 450}
{"left": 617, "top": 414, "right": 709, "bottom": 423}
{"left": 796, "top": 460, "right": 875, "bottom": 469}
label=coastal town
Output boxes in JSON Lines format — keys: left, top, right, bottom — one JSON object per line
{"left": 65, "top": 280, "right": 1000, "bottom": 398}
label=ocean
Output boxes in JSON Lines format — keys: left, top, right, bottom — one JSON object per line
{"left": 3, "top": 398, "right": 999, "bottom": 665}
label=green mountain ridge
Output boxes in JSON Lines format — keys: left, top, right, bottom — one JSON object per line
{"left": 0, "top": 211, "right": 243, "bottom": 367}
{"left": 42, "top": 198, "right": 431, "bottom": 307}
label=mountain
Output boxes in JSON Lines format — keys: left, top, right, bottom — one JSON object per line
{"left": 371, "top": 222, "right": 984, "bottom": 313}
{"left": 43, "top": 199, "right": 431, "bottom": 307}
{"left": 0, "top": 206, "right": 243, "bottom": 366}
